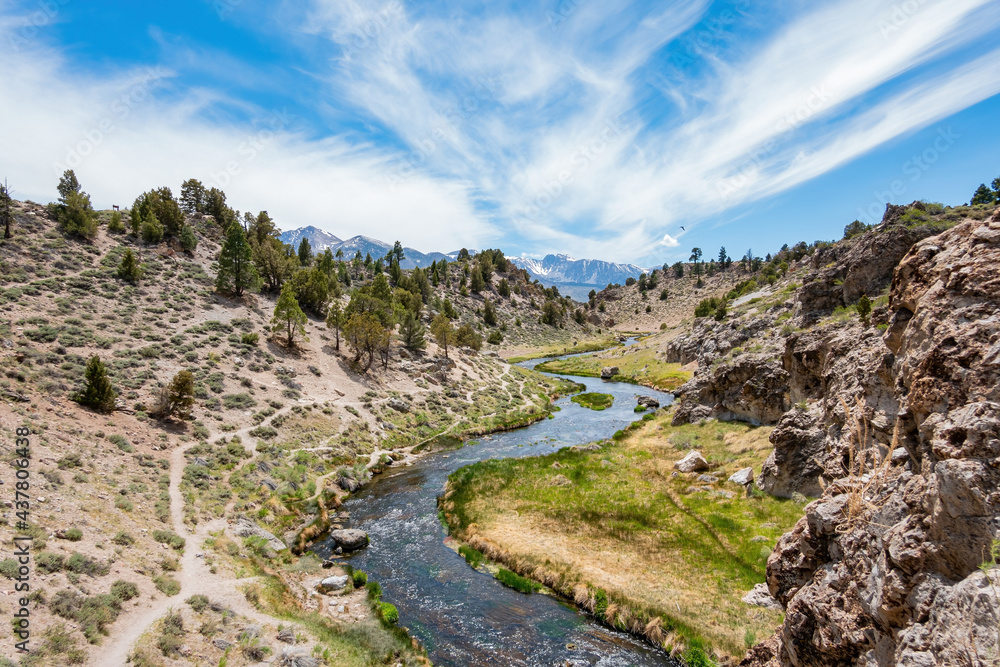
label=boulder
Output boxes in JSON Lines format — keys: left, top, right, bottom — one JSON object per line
{"left": 742, "top": 583, "right": 782, "bottom": 611}
{"left": 674, "top": 450, "right": 709, "bottom": 473}
{"left": 232, "top": 517, "right": 286, "bottom": 552}
{"left": 600, "top": 366, "right": 619, "bottom": 379}
{"left": 317, "top": 575, "right": 349, "bottom": 592}
{"left": 388, "top": 397, "right": 410, "bottom": 412}
{"left": 728, "top": 467, "right": 754, "bottom": 486}
{"left": 328, "top": 529, "right": 369, "bottom": 551}
{"left": 637, "top": 395, "right": 660, "bottom": 409}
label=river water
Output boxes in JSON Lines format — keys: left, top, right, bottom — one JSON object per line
{"left": 315, "top": 350, "right": 678, "bottom": 666}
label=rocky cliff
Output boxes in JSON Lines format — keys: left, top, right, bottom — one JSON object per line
{"left": 744, "top": 211, "right": 1000, "bottom": 665}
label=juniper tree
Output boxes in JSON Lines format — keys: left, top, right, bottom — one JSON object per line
{"left": 151, "top": 370, "right": 195, "bottom": 420}
{"left": 271, "top": 282, "right": 308, "bottom": 347}
{"left": 117, "top": 248, "right": 142, "bottom": 282}
{"left": 75, "top": 356, "right": 116, "bottom": 413}
{"left": 399, "top": 310, "right": 426, "bottom": 352}
{"left": 325, "top": 299, "right": 346, "bottom": 351}
{"left": 431, "top": 314, "right": 454, "bottom": 359}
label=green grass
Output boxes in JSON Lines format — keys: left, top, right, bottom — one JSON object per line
{"left": 495, "top": 567, "right": 541, "bottom": 594}
{"left": 458, "top": 544, "right": 484, "bottom": 568}
{"left": 536, "top": 346, "right": 691, "bottom": 391}
{"left": 570, "top": 392, "right": 615, "bottom": 411}
{"left": 507, "top": 336, "right": 620, "bottom": 363}
{"left": 442, "top": 412, "right": 805, "bottom": 658}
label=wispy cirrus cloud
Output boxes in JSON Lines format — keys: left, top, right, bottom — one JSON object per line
{"left": 1, "top": 0, "right": 998, "bottom": 263}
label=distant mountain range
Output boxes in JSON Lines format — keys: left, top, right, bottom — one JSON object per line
{"left": 277, "top": 227, "right": 649, "bottom": 300}
{"left": 510, "top": 254, "right": 649, "bottom": 300}
{"left": 277, "top": 226, "right": 454, "bottom": 270}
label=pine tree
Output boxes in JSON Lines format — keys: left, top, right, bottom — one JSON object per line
{"left": 297, "top": 237, "right": 313, "bottom": 266}
{"left": 180, "top": 179, "right": 206, "bottom": 214}
{"left": 139, "top": 212, "right": 164, "bottom": 244}
{"left": 483, "top": 299, "right": 497, "bottom": 326}
{"left": 399, "top": 310, "right": 426, "bottom": 351}
{"left": 431, "top": 314, "right": 454, "bottom": 359}
{"left": 108, "top": 210, "right": 125, "bottom": 233}
{"left": 470, "top": 268, "right": 485, "bottom": 293}
{"left": 972, "top": 183, "right": 996, "bottom": 206}
{"left": 271, "top": 282, "right": 308, "bottom": 347}
{"left": 857, "top": 295, "right": 872, "bottom": 327}
{"left": 325, "top": 299, "right": 346, "bottom": 351}
{"left": 177, "top": 223, "right": 197, "bottom": 251}
{"left": 57, "top": 170, "right": 81, "bottom": 202}
{"left": 74, "top": 356, "right": 116, "bottom": 413}
{"left": 1, "top": 179, "right": 12, "bottom": 240}
{"left": 117, "top": 248, "right": 142, "bottom": 282}
{"left": 216, "top": 223, "right": 260, "bottom": 296}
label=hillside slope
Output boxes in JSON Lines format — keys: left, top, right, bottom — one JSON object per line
{"left": 0, "top": 199, "right": 586, "bottom": 665}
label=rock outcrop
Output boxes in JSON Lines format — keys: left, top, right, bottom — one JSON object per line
{"left": 672, "top": 352, "right": 790, "bottom": 426}
{"left": 794, "top": 203, "right": 942, "bottom": 324}
{"left": 744, "top": 213, "right": 1000, "bottom": 666}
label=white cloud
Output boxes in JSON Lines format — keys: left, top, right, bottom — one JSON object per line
{"left": 660, "top": 233, "right": 680, "bottom": 248}
{"left": 2, "top": 0, "right": 998, "bottom": 263}
{"left": 0, "top": 19, "right": 494, "bottom": 253}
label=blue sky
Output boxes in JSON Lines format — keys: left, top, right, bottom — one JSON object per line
{"left": 1, "top": 0, "right": 999, "bottom": 266}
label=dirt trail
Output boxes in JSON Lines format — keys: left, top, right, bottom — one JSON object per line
{"left": 99, "top": 435, "right": 299, "bottom": 665}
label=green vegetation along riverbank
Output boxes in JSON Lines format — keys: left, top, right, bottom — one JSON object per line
{"left": 439, "top": 409, "right": 806, "bottom": 662}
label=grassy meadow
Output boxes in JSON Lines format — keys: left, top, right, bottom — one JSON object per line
{"left": 441, "top": 411, "right": 806, "bottom": 660}
{"left": 535, "top": 345, "right": 691, "bottom": 391}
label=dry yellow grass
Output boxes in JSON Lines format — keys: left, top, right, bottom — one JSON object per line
{"left": 444, "top": 413, "right": 806, "bottom": 659}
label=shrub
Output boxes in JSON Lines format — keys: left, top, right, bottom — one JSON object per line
{"left": 351, "top": 570, "right": 368, "bottom": 588}
{"left": 152, "top": 529, "right": 186, "bottom": 551}
{"left": 36, "top": 552, "right": 66, "bottom": 573}
{"left": 110, "top": 580, "right": 140, "bottom": 602}
{"left": 115, "top": 496, "right": 134, "bottom": 511}
{"left": 108, "top": 433, "right": 133, "bottom": 452}
{"left": 65, "top": 553, "right": 109, "bottom": 576}
{"left": 111, "top": 531, "right": 134, "bottom": 546}
{"left": 62, "top": 527, "right": 84, "bottom": 541}
{"left": 0, "top": 559, "right": 19, "bottom": 579}
{"left": 187, "top": 594, "right": 210, "bottom": 612}
{"left": 57, "top": 453, "right": 83, "bottom": 469}
{"left": 153, "top": 574, "right": 181, "bottom": 596}
{"left": 222, "top": 393, "right": 257, "bottom": 410}
{"left": 379, "top": 602, "right": 399, "bottom": 624}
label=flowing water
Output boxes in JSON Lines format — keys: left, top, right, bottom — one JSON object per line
{"left": 315, "top": 348, "right": 678, "bottom": 666}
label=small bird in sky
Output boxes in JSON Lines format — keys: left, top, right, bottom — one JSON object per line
{"left": 680, "top": 226, "right": 686, "bottom": 231}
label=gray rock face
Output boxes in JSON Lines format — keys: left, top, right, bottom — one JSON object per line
{"left": 675, "top": 450, "right": 709, "bottom": 473}
{"left": 728, "top": 467, "right": 754, "bottom": 486}
{"left": 232, "top": 517, "right": 286, "bottom": 552}
{"left": 328, "top": 528, "right": 369, "bottom": 551}
{"left": 388, "top": 397, "right": 410, "bottom": 412}
{"left": 600, "top": 366, "right": 620, "bottom": 379}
